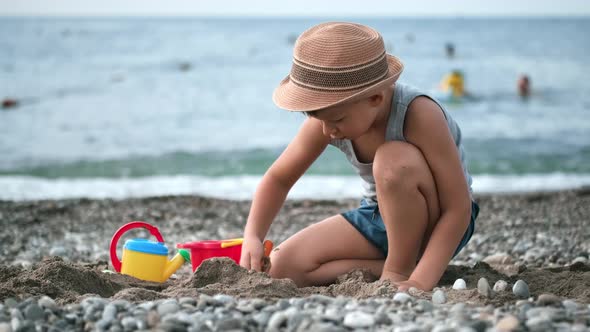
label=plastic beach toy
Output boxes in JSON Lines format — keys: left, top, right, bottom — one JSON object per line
{"left": 110, "top": 221, "right": 190, "bottom": 283}
{"left": 178, "top": 238, "right": 273, "bottom": 272}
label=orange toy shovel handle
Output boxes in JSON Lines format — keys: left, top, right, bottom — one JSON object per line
{"left": 263, "top": 240, "right": 273, "bottom": 257}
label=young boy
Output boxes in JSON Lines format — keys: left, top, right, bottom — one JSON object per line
{"left": 239, "top": 22, "right": 478, "bottom": 291}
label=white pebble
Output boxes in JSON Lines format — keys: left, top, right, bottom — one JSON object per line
{"left": 452, "top": 278, "right": 467, "bottom": 290}
{"left": 343, "top": 311, "right": 375, "bottom": 328}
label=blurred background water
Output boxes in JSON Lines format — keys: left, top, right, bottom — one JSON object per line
{"left": 1, "top": 17, "right": 589, "bottom": 200}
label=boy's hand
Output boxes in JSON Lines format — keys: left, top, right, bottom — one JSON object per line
{"left": 239, "top": 236, "right": 265, "bottom": 272}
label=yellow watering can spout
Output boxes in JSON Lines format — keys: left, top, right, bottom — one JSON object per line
{"left": 162, "top": 249, "right": 191, "bottom": 281}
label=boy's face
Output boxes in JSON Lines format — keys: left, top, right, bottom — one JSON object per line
{"left": 311, "top": 96, "right": 382, "bottom": 140}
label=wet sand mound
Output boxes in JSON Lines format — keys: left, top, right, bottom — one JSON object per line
{"left": 2, "top": 256, "right": 589, "bottom": 305}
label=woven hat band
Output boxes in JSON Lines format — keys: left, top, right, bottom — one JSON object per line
{"left": 289, "top": 52, "right": 389, "bottom": 92}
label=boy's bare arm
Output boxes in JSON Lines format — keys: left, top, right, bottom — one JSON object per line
{"left": 402, "top": 97, "right": 472, "bottom": 290}
{"left": 244, "top": 118, "right": 330, "bottom": 241}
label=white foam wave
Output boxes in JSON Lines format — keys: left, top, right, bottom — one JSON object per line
{"left": 1, "top": 173, "right": 590, "bottom": 201}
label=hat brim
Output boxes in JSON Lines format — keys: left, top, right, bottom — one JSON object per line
{"left": 273, "top": 54, "right": 403, "bottom": 112}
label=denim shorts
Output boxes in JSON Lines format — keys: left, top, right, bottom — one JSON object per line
{"left": 341, "top": 199, "right": 479, "bottom": 258}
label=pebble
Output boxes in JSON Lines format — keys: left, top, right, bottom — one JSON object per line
{"left": 536, "top": 293, "right": 561, "bottom": 306}
{"left": 102, "top": 303, "right": 117, "bottom": 321}
{"left": 482, "top": 253, "right": 513, "bottom": 265}
{"left": 477, "top": 277, "right": 494, "bottom": 298}
{"left": 495, "top": 314, "right": 519, "bottom": 331}
{"left": 393, "top": 292, "right": 413, "bottom": 304}
{"left": 343, "top": 311, "right": 375, "bottom": 328}
{"left": 432, "top": 290, "right": 447, "bottom": 304}
{"left": 38, "top": 296, "right": 57, "bottom": 312}
{"left": 3, "top": 300, "right": 16, "bottom": 309}
{"left": 493, "top": 280, "right": 509, "bottom": 292}
{"left": 512, "top": 280, "right": 530, "bottom": 298}
{"left": 0, "top": 323, "right": 9, "bottom": 332}
{"left": 525, "top": 316, "right": 553, "bottom": 331}
{"left": 157, "top": 300, "right": 180, "bottom": 316}
{"left": 0, "top": 289, "right": 586, "bottom": 331}
{"left": 23, "top": 303, "right": 44, "bottom": 321}
{"left": 452, "top": 278, "right": 467, "bottom": 290}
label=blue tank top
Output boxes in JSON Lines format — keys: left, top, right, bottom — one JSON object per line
{"left": 330, "top": 82, "right": 473, "bottom": 203}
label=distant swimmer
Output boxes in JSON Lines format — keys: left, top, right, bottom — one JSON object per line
{"left": 439, "top": 70, "right": 465, "bottom": 98}
{"left": 517, "top": 74, "right": 531, "bottom": 98}
{"left": 445, "top": 42, "right": 455, "bottom": 59}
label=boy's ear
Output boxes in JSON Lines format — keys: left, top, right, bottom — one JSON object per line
{"left": 367, "top": 93, "right": 384, "bottom": 106}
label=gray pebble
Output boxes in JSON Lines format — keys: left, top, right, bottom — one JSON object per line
{"left": 477, "top": 278, "right": 494, "bottom": 298}
{"left": 9, "top": 309, "right": 22, "bottom": 320}
{"left": 23, "top": 303, "right": 44, "bottom": 321}
{"left": 267, "top": 310, "right": 289, "bottom": 331}
{"left": 252, "top": 311, "right": 271, "bottom": 327}
{"left": 3, "top": 299, "right": 17, "bottom": 309}
{"left": 562, "top": 299, "right": 579, "bottom": 312}
{"left": 536, "top": 293, "right": 561, "bottom": 306}
{"left": 525, "top": 316, "right": 553, "bottom": 331}
{"left": 306, "top": 321, "right": 347, "bottom": 332}
{"left": 217, "top": 317, "right": 243, "bottom": 330}
{"left": 121, "top": 316, "right": 138, "bottom": 330}
{"left": 416, "top": 299, "right": 434, "bottom": 312}
{"left": 393, "top": 292, "right": 413, "bottom": 304}
{"left": 432, "top": 289, "right": 447, "bottom": 304}
{"left": 178, "top": 297, "right": 196, "bottom": 306}
{"left": 158, "top": 319, "right": 188, "bottom": 332}
{"left": 95, "top": 318, "right": 111, "bottom": 331}
{"left": 0, "top": 323, "right": 11, "bottom": 332}
{"left": 101, "top": 303, "right": 117, "bottom": 321}
{"left": 49, "top": 246, "right": 66, "bottom": 256}
{"left": 213, "top": 294, "right": 235, "bottom": 306}
{"left": 10, "top": 318, "right": 21, "bottom": 332}
{"left": 512, "top": 280, "right": 530, "bottom": 298}
{"left": 157, "top": 300, "right": 180, "bottom": 316}
{"left": 37, "top": 296, "right": 57, "bottom": 311}
{"left": 308, "top": 294, "right": 334, "bottom": 305}
{"left": 138, "top": 301, "right": 155, "bottom": 311}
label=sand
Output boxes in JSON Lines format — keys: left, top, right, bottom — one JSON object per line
{"left": 1, "top": 188, "right": 589, "bottom": 306}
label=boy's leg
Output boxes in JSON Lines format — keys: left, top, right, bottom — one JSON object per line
{"left": 373, "top": 141, "right": 441, "bottom": 282}
{"left": 269, "top": 215, "right": 385, "bottom": 287}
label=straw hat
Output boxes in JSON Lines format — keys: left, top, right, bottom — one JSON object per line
{"left": 273, "top": 22, "right": 404, "bottom": 112}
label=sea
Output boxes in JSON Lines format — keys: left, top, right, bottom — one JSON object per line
{"left": 1, "top": 17, "right": 589, "bottom": 201}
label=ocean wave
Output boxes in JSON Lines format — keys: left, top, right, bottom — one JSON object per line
{"left": 1, "top": 173, "right": 590, "bottom": 201}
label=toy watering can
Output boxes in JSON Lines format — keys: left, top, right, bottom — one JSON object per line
{"left": 110, "top": 221, "right": 190, "bottom": 283}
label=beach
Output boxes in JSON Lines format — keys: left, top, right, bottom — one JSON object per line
{"left": 1, "top": 16, "right": 590, "bottom": 330}
{"left": 1, "top": 188, "right": 589, "bottom": 330}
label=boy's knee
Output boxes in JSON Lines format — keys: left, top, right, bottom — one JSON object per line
{"left": 373, "top": 142, "right": 427, "bottom": 190}
{"left": 268, "top": 247, "right": 298, "bottom": 280}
